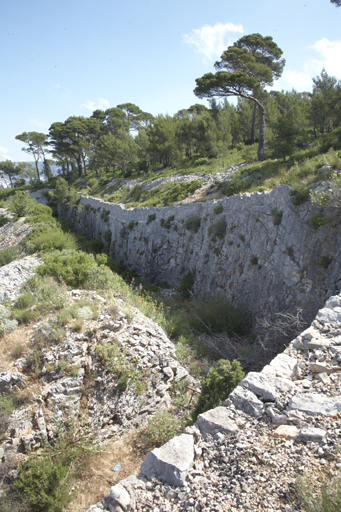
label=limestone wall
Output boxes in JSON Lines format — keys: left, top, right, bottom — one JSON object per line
{"left": 31, "top": 186, "right": 341, "bottom": 321}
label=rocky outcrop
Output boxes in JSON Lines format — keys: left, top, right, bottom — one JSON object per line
{"left": 31, "top": 185, "right": 341, "bottom": 322}
{"left": 0, "top": 287, "right": 195, "bottom": 474}
{"left": 87, "top": 292, "right": 341, "bottom": 511}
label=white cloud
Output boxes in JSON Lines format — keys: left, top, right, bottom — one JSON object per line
{"left": 311, "top": 38, "right": 341, "bottom": 78}
{"left": 274, "top": 37, "right": 341, "bottom": 92}
{"left": 0, "top": 146, "right": 13, "bottom": 161}
{"left": 81, "top": 97, "right": 110, "bottom": 111}
{"left": 30, "top": 119, "right": 48, "bottom": 130}
{"left": 184, "top": 22, "right": 244, "bottom": 61}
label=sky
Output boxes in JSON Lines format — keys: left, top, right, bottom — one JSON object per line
{"left": 1, "top": 0, "right": 340, "bottom": 162}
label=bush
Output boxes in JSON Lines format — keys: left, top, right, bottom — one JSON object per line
{"left": 103, "top": 229, "right": 112, "bottom": 243}
{"left": 179, "top": 271, "right": 194, "bottom": 297}
{"left": 25, "top": 229, "right": 77, "bottom": 254}
{"left": 0, "top": 213, "right": 10, "bottom": 227}
{"left": 271, "top": 208, "right": 283, "bottom": 226}
{"left": 309, "top": 212, "right": 329, "bottom": 229}
{"left": 290, "top": 184, "right": 310, "bottom": 205}
{"left": 160, "top": 215, "right": 175, "bottom": 229}
{"left": 184, "top": 214, "right": 201, "bottom": 233}
{"left": 0, "top": 246, "right": 19, "bottom": 267}
{"left": 191, "top": 359, "right": 244, "bottom": 421}
{"left": 213, "top": 203, "right": 223, "bottom": 215}
{"left": 10, "top": 429, "right": 94, "bottom": 512}
{"left": 8, "top": 191, "right": 34, "bottom": 217}
{"left": 250, "top": 255, "right": 259, "bottom": 265}
{"left": 147, "top": 213, "right": 156, "bottom": 224}
{"left": 138, "top": 409, "right": 183, "bottom": 449}
{"left": 36, "top": 249, "right": 115, "bottom": 290}
{"left": 208, "top": 217, "right": 226, "bottom": 241}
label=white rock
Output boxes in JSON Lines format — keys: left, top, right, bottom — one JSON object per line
{"left": 241, "top": 372, "right": 294, "bottom": 401}
{"left": 196, "top": 407, "right": 238, "bottom": 436}
{"left": 229, "top": 386, "right": 264, "bottom": 417}
{"left": 108, "top": 483, "right": 131, "bottom": 511}
{"left": 140, "top": 433, "right": 194, "bottom": 486}
{"left": 288, "top": 393, "right": 341, "bottom": 416}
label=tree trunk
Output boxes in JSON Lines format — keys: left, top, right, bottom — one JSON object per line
{"left": 34, "top": 157, "right": 41, "bottom": 181}
{"left": 251, "top": 104, "right": 257, "bottom": 144}
{"left": 76, "top": 155, "right": 82, "bottom": 177}
{"left": 257, "top": 103, "right": 265, "bottom": 161}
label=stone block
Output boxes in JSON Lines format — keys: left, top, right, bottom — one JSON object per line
{"left": 229, "top": 386, "right": 264, "bottom": 417}
{"left": 288, "top": 393, "right": 341, "bottom": 416}
{"left": 241, "top": 372, "right": 294, "bottom": 401}
{"left": 140, "top": 433, "right": 194, "bottom": 486}
{"left": 196, "top": 407, "right": 238, "bottom": 436}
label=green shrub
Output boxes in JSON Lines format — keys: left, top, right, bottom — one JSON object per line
{"left": 208, "top": 217, "right": 226, "bottom": 241}
{"left": 25, "top": 229, "right": 77, "bottom": 254}
{"left": 290, "top": 184, "right": 310, "bottom": 205}
{"left": 271, "top": 208, "right": 283, "bottom": 226}
{"left": 213, "top": 203, "right": 223, "bottom": 215}
{"left": 0, "top": 246, "right": 19, "bottom": 267}
{"left": 160, "top": 215, "right": 175, "bottom": 229}
{"left": 309, "top": 212, "right": 329, "bottom": 229}
{"left": 36, "top": 249, "right": 115, "bottom": 290}
{"left": 179, "top": 271, "right": 194, "bottom": 296}
{"left": 250, "top": 255, "right": 258, "bottom": 265}
{"left": 11, "top": 432, "right": 92, "bottom": 512}
{"left": 219, "top": 178, "right": 249, "bottom": 197}
{"left": 130, "top": 184, "right": 143, "bottom": 202}
{"left": 0, "top": 394, "right": 16, "bottom": 416}
{"left": 12, "top": 276, "right": 67, "bottom": 325}
{"left": 184, "top": 214, "right": 201, "bottom": 233}
{"left": 87, "top": 178, "right": 99, "bottom": 195}
{"left": 0, "top": 213, "right": 10, "bottom": 227}
{"left": 8, "top": 191, "right": 34, "bottom": 217}
{"left": 191, "top": 359, "right": 244, "bottom": 421}
{"left": 127, "top": 220, "right": 137, "bottom": 230}
{"left": 147, "top": 213, "right": 156, "bottom": 224}
{"left": 138, "top": 409, "right": 183, "bottom": 449}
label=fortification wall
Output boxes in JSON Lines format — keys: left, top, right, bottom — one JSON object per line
{"left": 31, "top": 186, "right": 341, "bottom": 321}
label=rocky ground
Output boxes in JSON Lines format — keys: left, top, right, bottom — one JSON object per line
{"left": 86, "top": 295, "right": 341, "bottom": 512}
{"left": 103, "top": 162, "right": 250, "bottom": 203}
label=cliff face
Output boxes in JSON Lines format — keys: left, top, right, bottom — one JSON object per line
{"left": 31, "top": 185, "right": 340, "bottom": 322}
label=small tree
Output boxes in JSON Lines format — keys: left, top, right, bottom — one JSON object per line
{"left": 15, "top": 132, "right": 49, "bottom": 181}
{"left": 0, "top": 160, "right": 20, "bottom": 188}
{"left": 194, "top": 33, "right": 285, "bottom": 161}
{"left": 192, "top": 359, "right": 244, "bottom": 421}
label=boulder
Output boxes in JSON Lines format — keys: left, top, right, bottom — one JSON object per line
{"left": 196, "top": 407, "right": 238, "bottom": 436}
{"left": 107, "top": 483, "right": 131, "bottom": 511}
{"left": 241, "top": 372, "right": 294, "bottom": 402}
{"left": 288, "top": 393, "right": 341, "bottom": 416}
{"left": 267, "top": 353, "right": 297, "bottom": 379}
{"left": 140, "top": 433, "right": 194, "bottom": 486}
{"left": 229, "top": 386, "right": 264, "bottom": 417}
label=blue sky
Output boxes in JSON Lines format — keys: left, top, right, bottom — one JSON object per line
{"left": 1, "top": 0, "right": 340, "bottom": 162}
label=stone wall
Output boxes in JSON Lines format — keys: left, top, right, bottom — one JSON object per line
{"left": 31, "top": 186, "right": 341, "bottom": 321}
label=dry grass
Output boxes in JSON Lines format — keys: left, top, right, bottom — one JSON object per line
{"left": 64, "top": 432, "right": 143, "bottom": 512}
{"left": 0, "top": 325, "right": 34, "bottom": 371}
